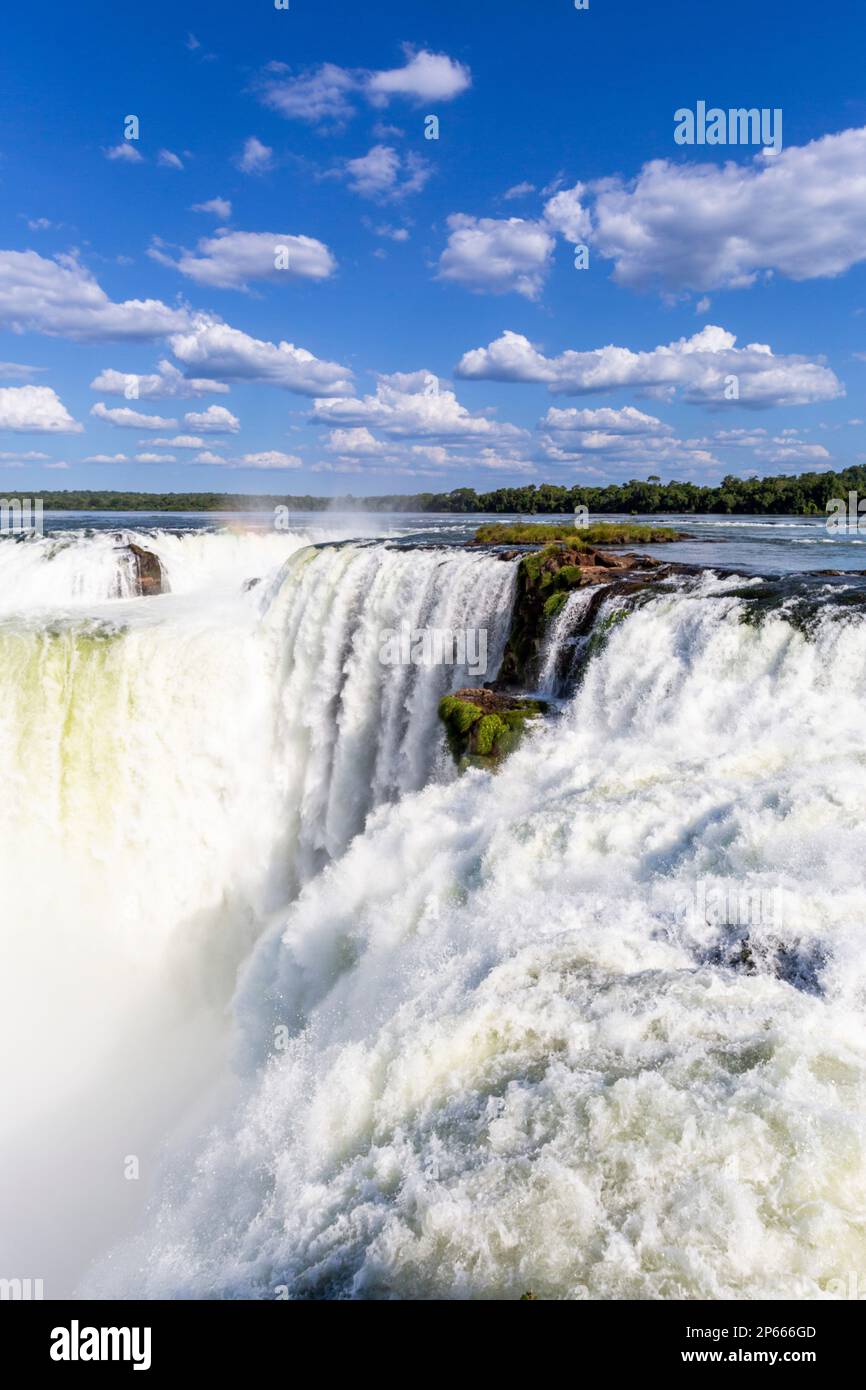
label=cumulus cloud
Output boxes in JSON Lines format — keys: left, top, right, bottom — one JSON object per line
{"left": 256, "top": 48, "right": 470, "bottom": 129}
{"left": 191, "top": 197, "right": 232, "bottom": 219}
{"left": 0, "top": 251, "right": 191, "bottom": 341}
{"left": 437, "top": 216, "right": 554, "bottom": 299}
{"left": 151, "top": 230, "right": 337, "bottom": 289}
{"left": 313, "top": 370, "right": 526, "bottom": 441}
{"left": 456, "top": 325, "right": 843, "bottom": 408}
{"left": 89, "top": 360, "right": 229, "bottom": 399}
{"left": 235, "top": 137, "right": 274, "bottom": 175}
{"left": 157, "top": 149, "right": 184, "bottom": 170}
{"left": 91, "top": 402, "right": 178, "bottom": 429}
{"left": 366, "top": 49, "right": 471, "bottom": 105}
{"left": 169, "top": 315, "right": 353, "bottom": 396}
{"left": 83, "top": 453, "right": 128, "bottom": 463}
{"left": 542, "top": 182, "right": 592, "bottom": 243}
{"left": 343, "top": 146, "right": 430, "bottom": 200}
{"left": 550, "top": 126, "right": 866, "bottom": 293}
{"left": 182, "top": 404, "right": 239, "bottom": 433}
{"left": 542, "top": 405, "right": 673, "bottom": 437}
{"left": 0, "top": 385, "right": 82, "bottom": 433}
{"left": 135, "top": 452, "right": 176, "bottom": 463}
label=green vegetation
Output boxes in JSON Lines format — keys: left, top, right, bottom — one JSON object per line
{"left": 470, "top": 522, "right": 683, "bottom": 546}
{"left": 15, "top": 465, "right": 866, "bottom": 515}
{"left": 438, "top": 693, "right": 545, "bottom": 769}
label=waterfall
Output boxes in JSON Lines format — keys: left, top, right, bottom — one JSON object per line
{"left": 0, "top": 527, "right": 515, "bottom": 1294}
{"left": 79, "top": 574, "right": 866, "bottom": 1301}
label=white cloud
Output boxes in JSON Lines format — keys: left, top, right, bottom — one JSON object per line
{"left": 313, "top": 370, "right": 525, "bottom": 441}
{"left": 233, "top": 451, "right": 302, "bottom": 469}
{"left": 437, "top": 215, "right": 554, "bottom": 299}
{"left": 542, "top": 182, "right": 592, "bottom": 243}
{"left": 44, "top": 461, "right": 70, "bottom": 470}
{"left": 135, "top": 453, "right": 176, "bottom": 463}
{"left": 581, "top": 126, "right": 866, "bottom": 292}
{"left": 754, "top": 440, "right": 832, "bottom": 463}
{"left": 257, "top": 62, "right": 359, "bottom": 127}
{"left": 542, "top": 405, "right": 672, "bottom": 436}
{"left": 169, "top": 315, "right": 353, "bottom": 396}
{"left": 256, "top": 49, "right": 470, "bottom": 129}
{"left": 182, "top": 404, "right": 240, "bottom": 433}
{"left": 235, "top": 137, "right": 274, "bottom": 175}
{"left": 104, "top": 143, "right": 143, "bottom": 163}
{"left": 0, "top": 450, "right": 50, "bottom": 460}
{"left": 0, "top": 250, "right": 191, "bottom": 341}
{"left": 0, "top": 385, "right": 82, "bottom": 433}
{"left": 91, "top": 402, "right": 178, "bottom": 429}
{"left": 192, "top": 451, "right": 225, "bottom": 465}
{"left": 191, "top": 197, "right": 232, "bottom": 219}
{"left": 89, "top": 360, "right": 229, "bottom": 399}
{"left": 83, "top": 453, "right": 128, "bottom": 462}
{"left": 371, "top": 223, "right": 410, "bottom": 242}
{"left": 153, "top": 230, "right": 337, "bottom": 289}
{"left": 158, "top": 149, "right": 184, "bottom": 170}
{"left": 0, "top": 361, "right": 44, "bottom": 380}
{"left": 325, "top": 426, "right": 381, "bottom": 455}
{"left": 343, "top": 146, "right": 430, "bottom": 200}
{"left": 149, "top": 435, "right": 207, "bottom": 448}
{"left": 366, "top": 48, "right": 471, "bottom": 105}
{"left": 457, "top": 325, "right": 843, "bottom": 408}
{"left": 503, "top": 181, "right": 536, "bottom": 201}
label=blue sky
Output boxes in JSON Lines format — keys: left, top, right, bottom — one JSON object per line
{"left": 1, "top": 0, "right": 865, "bottom": 495}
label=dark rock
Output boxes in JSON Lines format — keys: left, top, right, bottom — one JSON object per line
{"left": 116, "top": 543, "right": 169, "bottom": 597}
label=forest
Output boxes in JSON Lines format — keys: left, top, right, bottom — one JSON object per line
{"left": 14, "top": 467, "right": 866, "bottom": 516}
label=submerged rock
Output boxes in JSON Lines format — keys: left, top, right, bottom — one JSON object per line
{"left": 439, "top": 687, "right": 546, "bottom": 771}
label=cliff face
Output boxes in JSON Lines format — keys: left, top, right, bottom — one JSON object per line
{"left": 493, "top": 543, "right": 665, "bottom": 689}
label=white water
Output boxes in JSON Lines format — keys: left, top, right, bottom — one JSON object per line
{"left": 65, "top": 569, "right": 866, "bottom": 1302}
{"left": 0, "top": 528, "right": 514, "bottom": 1294}
{"left": 5, "top": 529, "right": 866, "bottom": 1301}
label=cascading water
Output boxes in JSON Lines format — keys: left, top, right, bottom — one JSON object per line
{"left": 0, "top": 527, "right": 515, "bottom": 1295}
{"left": 76, "top": 569, "right": 866, "bottom": 1301}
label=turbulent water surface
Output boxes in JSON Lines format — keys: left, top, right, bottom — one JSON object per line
{"left": 2, "top": 513, "right": 866, "bottom": 1300}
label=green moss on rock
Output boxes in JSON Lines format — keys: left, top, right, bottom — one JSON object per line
{"left": 438, "top": 688, "right": 545, "bottom": 771}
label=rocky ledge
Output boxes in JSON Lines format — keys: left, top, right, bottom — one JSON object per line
{"left": 495, "top": 541, "right": 678, "bottom": 688}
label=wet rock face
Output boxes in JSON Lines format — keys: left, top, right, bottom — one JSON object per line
{"left": 116, "top": 543, "right": 169, "bottom": 597}
{"left": 494, "top": 542, "right": 664, "bottom": 689}
{"left": 439, "top": 688, "right": 546, "bottom": 771}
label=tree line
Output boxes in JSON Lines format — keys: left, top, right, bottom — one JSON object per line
{"left": 12, "top": 468, "right": 866, "bottom": 515}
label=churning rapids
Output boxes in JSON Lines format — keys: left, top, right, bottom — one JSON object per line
{"left": 3, "top": 520, "right": 866, "bottom": 1301}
